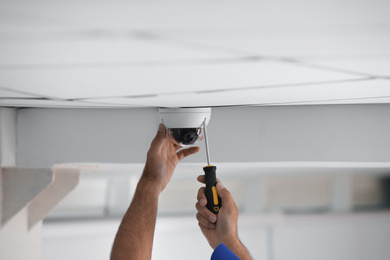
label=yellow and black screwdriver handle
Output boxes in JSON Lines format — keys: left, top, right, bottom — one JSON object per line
{"left": 203, "top": 165, "right": 222, "bottom": 214}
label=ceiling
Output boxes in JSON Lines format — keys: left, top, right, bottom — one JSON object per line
{"left": 0, "top": 0, "right": 389, "bottom": 108}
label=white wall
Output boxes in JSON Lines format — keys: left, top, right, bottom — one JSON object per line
{"left": 16, "top": 107, "right": 159, "bottom": 166}
{"left": 11, "top": 104, "right": 390, "bottom": 260}
{"left": 273, "top": 212, "right": 390, "bottom": 260}
{"left": 16, "top": 104, "right": 390, "bottom": 167}
{"left": 0, "top": 109, "right": 43, "bottom": 260}
{"left": 210, "top": 105, "right": 390, "bottom": 162}
{"left": 0, "top": 108, "right": 16, "bottom": 166}
{"left": 0, "top": 208, "right": 42, "bottom": 260}
{"left": 42, "top": 212, "right": 390, "bottom": 260}
{"left": 41, "top": 215, "right": 268, "bottom": 260}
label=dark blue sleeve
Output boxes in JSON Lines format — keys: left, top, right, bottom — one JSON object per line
{"left": 211, "top": 243, "right": 241, "bottom": 260}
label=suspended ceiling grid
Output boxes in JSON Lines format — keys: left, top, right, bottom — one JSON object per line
{"left": 0, "top": 0, "right": 389, "bottom": 108}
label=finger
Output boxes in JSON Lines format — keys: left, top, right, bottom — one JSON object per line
{"left": 196, "top": 213, "right": 217, "bottom": 230}
{"left": 196, "top": 202, "right": 217, "bottom": 223}
{"left": 197, "top": 175, "right": 206, "bottom": 184}
{"left": 176, "top": 146, "right": 200, "bottom": 161}
{"left": 197, "top": 187, "right": 207, "bottom": 206}
{"left": 197, "top": 175, "right": 219, "bottom": 184}
{"left": 196, "top": 213, "right": 216, "bottom": 229}
{"left": 163, "top": 129, "right": 182, "bottom": 151}
{"left": 149, "top": 124, "right": 166, "bottom": 152}
{"left": 198, "top": 222, "right": 215, "bottom": 236}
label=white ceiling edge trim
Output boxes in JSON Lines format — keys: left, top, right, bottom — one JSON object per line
{"left": 1, "top": 97, "right": 390, "bottom": 108}
{"left": 272, "top": 97, "right": 390, "bottom": 106}
{"left": 0, "top": 99, "right": 149, "bottom": 108}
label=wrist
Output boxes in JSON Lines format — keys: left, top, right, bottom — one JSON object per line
{"left": 219, "top": 236, "right": 251, "bottom": 260}
{"left": 140, "top": 167, "right": 164, "bottom": 192}
{"left": 220, "top": 235, "right": 241, "bottom": 251}
{"left": 137, "top": 176, "right": 162, "bottom": 198}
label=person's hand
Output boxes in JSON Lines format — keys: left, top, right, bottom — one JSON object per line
{"left": 195, "top": 176, "right": 240, "bottom": 249}
{"left": 141, "top": 124, "right": 200, "bottom": 193}
{"left": 196, "top": 177, "right": 252, "bottom": 259}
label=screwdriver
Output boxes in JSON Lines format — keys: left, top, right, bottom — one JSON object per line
{"left": 202, "top": 119, "right": 222, "bottom": 214}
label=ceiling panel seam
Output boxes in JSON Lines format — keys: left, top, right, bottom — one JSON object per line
{"left": 137, "top": 33, "right": 390, "bottom": 78}
{"left": 288, "top": 59, "right": 390, "bottom": 79}
{"left": 0, "top": 86, "right": 47, "bottom": 98}
{"left": 66, "top": 77, "right": 372, "bottom": 101}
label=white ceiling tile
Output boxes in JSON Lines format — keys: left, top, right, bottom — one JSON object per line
{"left": 300, "top": 60, "right": 390, "bottom": 78}
{"left": 2, "top": 1, "right": 389, "bottom": 30}
{"left": 0, "top": 39, "right": 240, "bottom": 66}
{"left": 0, "top": 6, "right": 84, "bottom": 32}
{"left": 156, "top": 27, "right": 390, "bottom": 57}
{"left": 81, "top": 79, "right": 390, "bottom": 107}
{"left": 0, "top": 61, "right": 362, "bottom": 100}
{"left": 154, "top": 24, "right": 390, "bottom": 40}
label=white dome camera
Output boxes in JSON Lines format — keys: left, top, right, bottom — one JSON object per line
{"left": 159, "top": 108, "right": 211, "bottom": 146}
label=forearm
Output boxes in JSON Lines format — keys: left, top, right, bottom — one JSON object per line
{"left": 111, "top": 178, "right": 160, "bottom": 260}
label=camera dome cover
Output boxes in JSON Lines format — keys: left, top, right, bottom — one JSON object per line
{"left": 168, "top": 128, "right": 203, "bottom": 146}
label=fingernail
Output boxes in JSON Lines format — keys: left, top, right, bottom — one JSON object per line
{"left": 209, "top": 223, "right": 216, "bottom": 229}
{"left": 209, "top": 215, "right": 217, "bottom": 223}
{"left": 199, "top": 198, "right": 206, "bottom": 207}
{"left": 217, "top": 181, "right": 225, "bottom": 190}
{"left": 158, "top": 124, "right": 164, "bottom": 133}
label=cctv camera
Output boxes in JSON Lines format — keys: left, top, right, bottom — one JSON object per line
{"left": 159, "top": 108, "right": 211, "bottom": 146}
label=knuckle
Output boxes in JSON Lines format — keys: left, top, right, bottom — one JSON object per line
{"left": 195, "top": 202, "right": 200, "bottom": 211}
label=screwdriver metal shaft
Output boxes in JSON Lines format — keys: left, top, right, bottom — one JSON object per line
{"left": 203, "top": 118, "right": 211, "bottom": 166}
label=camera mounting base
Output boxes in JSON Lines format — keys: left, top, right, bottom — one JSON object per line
{"left": 159, "top": 108, "right": 211, "bottom": 128}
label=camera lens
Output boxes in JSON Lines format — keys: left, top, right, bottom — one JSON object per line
{"left": 168, "top": 128, "right": 202, "bottom": 146}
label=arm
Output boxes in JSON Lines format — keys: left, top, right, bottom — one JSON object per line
{"left": 111, "top": 124, "right": 199, "bottom": 260}
{"left": 196, "top": 177, "right": 252, "bottom": 260}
